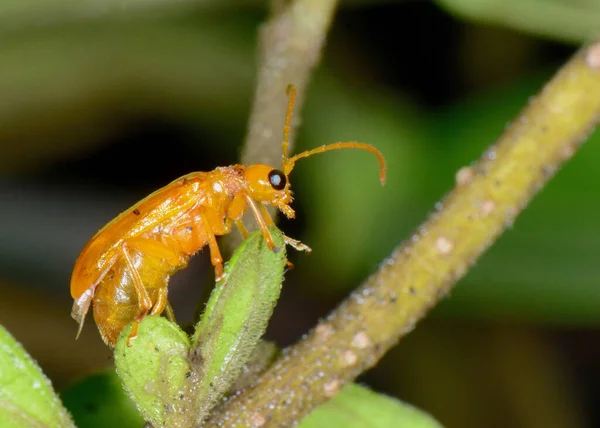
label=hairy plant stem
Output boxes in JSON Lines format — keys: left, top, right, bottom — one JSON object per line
{"left": 206, "top": 40, "right": 600, "bottom": 427}
{"left": 241, "top": 0, "right": 338, "bottom": 167}
{"left": 226, "top": 0, "right": 338, "bottom": 251}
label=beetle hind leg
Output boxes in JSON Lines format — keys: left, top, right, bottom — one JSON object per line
{"left": 164, "top": 299, "right": 177, "bottom": 323}
{"left": 120, "top": 245, "right": 153, "bottom": 346}
{"left": 149, "top": 287, "right": 171, "bottom": 320}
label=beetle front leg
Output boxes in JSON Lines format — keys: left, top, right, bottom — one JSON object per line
{"left": 230, "top": 193, "right": 278, "bottom": 250}
{"left": 257, "top": 203, "right": 311, "bottom": 253}
{"left": 245, "top": 196, "right": 277, "bottom": 250}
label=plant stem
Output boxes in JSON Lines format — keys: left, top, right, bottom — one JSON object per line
{"left": 205, "top": 39, "right": 600, "bottom": 427}
{"left": 225, "top": 0, "right": 338, "bottom": 254}
{"left": 435, "top": 0, "right": 600, "bottom": 43}
{"left": 240, "top": 0, "right": 338, "bottom": 167}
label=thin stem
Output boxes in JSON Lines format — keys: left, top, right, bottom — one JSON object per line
{"left": 241, "top": 0, "right": 338, "bottom": 167}
{"left": 206, "top": 39, "right": 600, "bottom": 426}
{"left": 225, "top": 0, "right": 339, "bottom": 252}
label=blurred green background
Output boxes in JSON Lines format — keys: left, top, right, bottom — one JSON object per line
{"left": 1, "top": 0, "right": 600, "bottom": 427}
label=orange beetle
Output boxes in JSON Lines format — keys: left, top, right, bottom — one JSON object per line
{"left": 70, "top": 85, "right": 386, "bottom": 347}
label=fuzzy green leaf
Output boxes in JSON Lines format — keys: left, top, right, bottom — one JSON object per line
{"left": 114, "top": 316, "right": 191, "bottom": 428}
{"left": 0, "top": 325, "right": 74, "bottom": 428}
{"left": 298, "top": 384, "right": 443, "bottom": 428}
{"left": 190, "top": 226, "right": 286, "bottom": 423}
{"left": 113, "top": 228, "right": 286, "bottom": 427}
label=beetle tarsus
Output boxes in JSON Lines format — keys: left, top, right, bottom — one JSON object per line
{"left": 283, "top": 235, "right": 312, "bottom": 253}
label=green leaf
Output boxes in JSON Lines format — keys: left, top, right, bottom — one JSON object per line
{"left": 61, "top": 371, "right": 143, "bottom": 428}
{"left": 113, "top": 228, "right": 286, "bottom": 426}
{"left": 435, "top": 0, "right": 600, "bottom": 43}
{"left": 0, "top": 325, "right": 74, "bottom": 428}
{"left": 191, "top": 226, "right": 286, "bottom": 423}
{"left": 298, "top": 384, "right": 443, "bottom": 428}
{"left": 114, "top": 316, "right": 192, "bottom": 428}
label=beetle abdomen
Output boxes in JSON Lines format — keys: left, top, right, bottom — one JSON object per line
{"left": 92, "top": 249, "right": 181, "bottom": 346}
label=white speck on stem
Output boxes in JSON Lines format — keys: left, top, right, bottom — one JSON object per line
{"left": 315, "top": 324, "right": 334, "bottom": 340}
{"left": 352, "top": 332, "right": 371, "bottom": 349}
{"left": 435, "top": 236, "right": 453, "bottom": 255}
{"left": 480, "top": 200, "right": 495, "bottom": 217}
{"left": 323, "top": 380, "right": 341, "bottom": 397}
{"left": 586, "top": 43, "right": 600, "bottom": 69}
{"left": 250, "top": 412, "right": 266, "bottom": 427}
{"left": 343, "top": 350, "right": 358, "bottom": 367}
{"left": 455, "top": 166, "right": 475, "bottom": 186}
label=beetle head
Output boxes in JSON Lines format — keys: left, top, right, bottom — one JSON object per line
{"left": 244, "top": 164, "right": 295, "bottom": 218}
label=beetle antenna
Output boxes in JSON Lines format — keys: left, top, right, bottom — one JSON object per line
{"left": 282, "top": 142, "right": 387, "bottom": 185}
{"left": 282, "top": 84, "right": 296, "bottom": 166}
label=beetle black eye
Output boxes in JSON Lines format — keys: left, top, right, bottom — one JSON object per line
{"left": 268, "top": 169, "right": 287, "bottom": 191}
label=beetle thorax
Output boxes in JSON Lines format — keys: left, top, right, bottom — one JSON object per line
{"left": 213, "top": 165, "right": 245, "bottom": 198}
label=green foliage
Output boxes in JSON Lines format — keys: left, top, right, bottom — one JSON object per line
{"left": 0, "top": 325, "right": 74, "bottom": 428}
{"left": 112, "top": 228, "right": 286, "bottom": 426}
{"left": 191, "top": 227, "right": 287, "bottom": 422}
{"left": 115, "top": 316, "right": 192, "bottom": 427}
{"left": 61, "top": 371, "right": 143, "bottom": 428}
{"left": 435, "top": 0, "right": 600, "bottom": 43}
{"left": 299, "top": 384, "right": 443, "bottom": 428}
